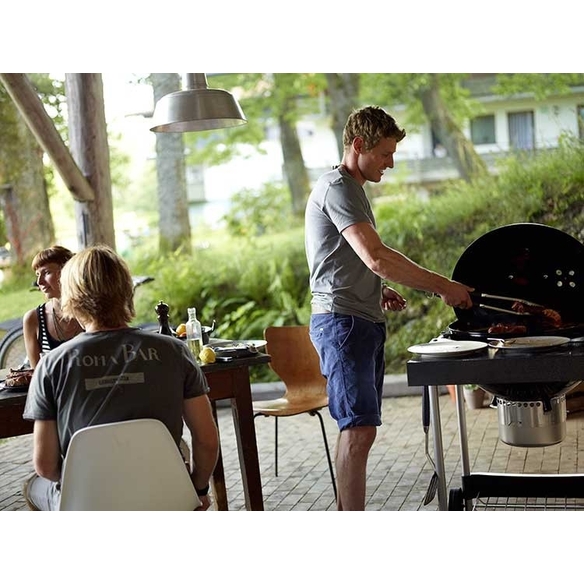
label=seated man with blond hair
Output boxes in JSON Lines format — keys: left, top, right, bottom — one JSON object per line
{"left": 23, "top": 245, "right": 219, "bottom": 510}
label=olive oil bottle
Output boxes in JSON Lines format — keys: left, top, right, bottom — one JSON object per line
{"left": 186, "top": 307, "right": 203, "bottom": 362}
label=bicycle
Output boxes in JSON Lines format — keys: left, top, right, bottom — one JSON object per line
{"left": 0, "top": 275, "right": 155, "bottom": 370}
{"left": 0, "top": 325, "right": 28, "bottom": 370}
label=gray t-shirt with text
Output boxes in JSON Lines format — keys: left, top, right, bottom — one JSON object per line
{"left": 23, "top": 328, "right": 208, "bottom": 455}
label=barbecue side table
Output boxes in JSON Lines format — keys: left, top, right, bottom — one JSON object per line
{"left": 406, "top": 344, "right": 584, "bottom": 510}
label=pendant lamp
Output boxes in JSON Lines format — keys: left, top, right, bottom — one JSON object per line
{"left": 150, "top": 73, "right": 246, "bottom": 133}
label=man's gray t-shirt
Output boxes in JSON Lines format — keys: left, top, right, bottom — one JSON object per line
{"left": 23, "top": 328, "right": 208, "bottom": 455}
{"left": 305, "top": 166, "right": 383, "bottom": 322}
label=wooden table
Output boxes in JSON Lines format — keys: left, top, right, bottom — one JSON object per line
{"left": 0, "top": 353, "right": 271, "bottom": 511}
{"left": 202, "top": 354, "right": 270, "bottom": 511}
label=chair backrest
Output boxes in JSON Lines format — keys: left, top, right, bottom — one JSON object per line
{"left": 264, "top": 325, "right": 327, "bottom": 400}
{"left": 58, "top": 418, "right": 200, "bottom": 511}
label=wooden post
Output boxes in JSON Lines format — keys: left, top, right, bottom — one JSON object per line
{"left": 65, "top": 74, "right": 116, "bottom": 249}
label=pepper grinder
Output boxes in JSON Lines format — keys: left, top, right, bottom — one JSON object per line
{"left": 155, "top": 301, "right": 174, "bottom": 336}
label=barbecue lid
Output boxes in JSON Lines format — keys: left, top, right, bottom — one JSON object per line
{"left": 451, "top": 223, "right": 584, "bottom": 328}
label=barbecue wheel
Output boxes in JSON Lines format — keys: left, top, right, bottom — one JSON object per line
{"left": 448, "top": 487, "right": 465, "bottom": 511}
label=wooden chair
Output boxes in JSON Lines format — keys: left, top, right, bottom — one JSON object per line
{"left": 253, "top": 325, "right": 337, "bottom": 500}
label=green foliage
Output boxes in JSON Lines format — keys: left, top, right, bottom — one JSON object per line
{"left": 127, "top": 140, "right": 584, "bottom": 380}
{"left": 0, "top": 82, "right": 27, "bottom": 180}
{"left": 0, "top": 75, "right": 67, "bottom": 180}
{"left": 1, "top": 74, "right": 142, "bottom": 251}
{"left": 183, "top": 73, "right": 327, "bottom": 168}
{"left": 3, "top": 140, "right": 584, "bottom": 382}
{"left": 126, "top": 229, "right": 310, "bottom": 382}
{"left": 494, "top": 74, "right": 584, "bottom": 100}
{"left": 222, "top": 181, "right": 299, "bottom": 237}
{"left": 129, "top": 228, "right": 309, "bottom": 327}
{"left": 360, "top": 73, "right": 483, "bottom": 130}
{"left": 493, "top": 135, "right": 584, "bottom": 238}
{"left": 372, "top": 139, "right": 584, "bottom": 373}
{"left": 183, "top": 74, "right": 271, "bottom": 168}
{"left": 0, "top": 74, "right": 66, "bottom": 250}
{"left": 0, "top": 271, "right": 43, "bottom": 323}
{"left": 28, "top": 74, "right": 67, "bottom": 132}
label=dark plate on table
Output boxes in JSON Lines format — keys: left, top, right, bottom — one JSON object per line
{"left": 208, "top": 339, "right": 267, "bottom": 351}
{"left": 0, "top": 380, "right": 29, "bottom": 393}
{"left": 206, "top": 340, "right": 262, "bottom": 359}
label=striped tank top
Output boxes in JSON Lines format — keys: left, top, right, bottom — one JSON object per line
{"left": 37, "top": 303, "right": 66, "bottom": 354}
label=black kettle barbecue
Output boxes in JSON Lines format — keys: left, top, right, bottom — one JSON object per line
{"left": 441, "top": 223, "right": 584, "bottom": 445}
{"left": 408, "top": 222, "right": 584, "bottom": 508}
{"left": 446, "top": 222, "right": 584, "bottom": 342}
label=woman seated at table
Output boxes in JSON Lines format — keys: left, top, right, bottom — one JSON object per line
{"left": 22, "top": 244, "right": 219, "bottom": 511}
{"left": 23, "top": 245, "right": 84, "bottom": 368}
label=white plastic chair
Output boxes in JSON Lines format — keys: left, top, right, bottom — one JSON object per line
{"left": 58, "top": 418, "right": 201, "bottom": 511}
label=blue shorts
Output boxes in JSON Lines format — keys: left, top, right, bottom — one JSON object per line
{"left": 309, "top": 313, "right": 386, "bottom": 431}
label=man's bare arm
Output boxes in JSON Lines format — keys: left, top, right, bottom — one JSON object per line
{"left": 32, "top": 419, "right": 61, "bottom": 481}
{"left": 342, "top": 222, "right": 473, "bottom": 308}
{"left": 183, "top": 394, "right": 219, "bottom": 508}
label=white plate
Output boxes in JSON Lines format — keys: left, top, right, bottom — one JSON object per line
{"left": 407, "top": 339, "right": 487, "bottom": 357}
{"left": 240, "top": 339, "right": 267, "bottom": 351}
{"left": 487, "top": 336, "right": 571, "bottom": 350}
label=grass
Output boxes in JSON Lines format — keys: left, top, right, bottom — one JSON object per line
{"left": 0, "top": 285, "right": 44, "bottom": 332}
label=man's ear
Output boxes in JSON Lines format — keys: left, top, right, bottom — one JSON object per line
{"left": 352, "top": 136, "right": 364, "bottom": 154}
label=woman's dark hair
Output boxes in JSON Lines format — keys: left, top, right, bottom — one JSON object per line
{"left": 31, "top": 245, "right": 74, "bottom": 271}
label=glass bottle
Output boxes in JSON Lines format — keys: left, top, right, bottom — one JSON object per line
{"left": 185, "top": 307, "right": 203, "bottom": 361}
{"left": 155, "top": 301, "right": 174, "bottom": 336}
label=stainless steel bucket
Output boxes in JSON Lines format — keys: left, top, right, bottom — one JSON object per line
{"left": 496, "top": 395, "right": 567, "bottom": 447}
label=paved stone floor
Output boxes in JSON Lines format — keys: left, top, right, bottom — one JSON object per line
{"left": 2, "top": 394, "right": 584, "bottom": 511}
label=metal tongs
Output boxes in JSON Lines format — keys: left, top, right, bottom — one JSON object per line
{"left": 469, "top": 292, "right": 545, "bottom": 316}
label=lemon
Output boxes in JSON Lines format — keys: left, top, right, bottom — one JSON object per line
{"left": 199, "top": 346, "right": 216, "bottom": 364}
{"left": 175, "top": 323, "right": 187, "bottom": 337}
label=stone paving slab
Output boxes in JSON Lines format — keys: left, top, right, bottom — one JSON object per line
{"left": 2, "top": 394, "right": 584, "bottom": 511}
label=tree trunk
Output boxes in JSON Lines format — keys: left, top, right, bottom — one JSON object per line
{"left": 65, "top": 74, "right": 116, "bottom": 249}
{"left": 150, "top": 73, "right": 191, "bottom": 254}
{"left": 325, "top": 73, "right": 360, "bottom": 159}
{"left": 273, "top": 74, "right": 310, "bottom": 216}
{"left": 419, "top": 74, "right": 488, "bottom": 182}
{"left": 0, "top": 86, "right": 54, "bottom": 266}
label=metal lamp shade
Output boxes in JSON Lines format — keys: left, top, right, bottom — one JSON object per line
{"left": 150, "top": 73, "right": 246, "bottom": 133}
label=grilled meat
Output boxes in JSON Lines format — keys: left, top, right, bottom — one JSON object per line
{"left": 487, "top": 323, "right": 528, "bottom": 335}
{"left": 511, "top": 302, "right": 562, "bottom": 328}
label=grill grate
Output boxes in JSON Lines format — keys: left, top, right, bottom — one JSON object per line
{"left": 472, "top": 496, "right": 584, "bottom": 511}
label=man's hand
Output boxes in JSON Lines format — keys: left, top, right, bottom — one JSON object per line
{"left": 381, "top": 285, "right": 407, "bottom": 312}
{"left": 437, "top": 280, "right": 474, "bottom": 310}
{"left": 195, "top": 494, "right": 211, "bottom": 511}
